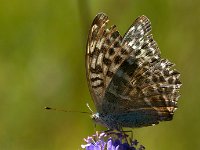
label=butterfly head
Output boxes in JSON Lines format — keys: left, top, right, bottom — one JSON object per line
{"left": 91, "top": 112, "right": 106, "bottom": 126}
{"left": 86, "top": 103, "right": 105, "bottom": 125}
{"left": 91, "top": 112, "right": 100, "bottom": 121}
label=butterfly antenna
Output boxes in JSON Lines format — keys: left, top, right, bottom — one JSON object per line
{"left": 86, "top": 103, "right": 93, "bottom": 113}
{"left": 44, "top": 106, "right": 91, "bottom": 114}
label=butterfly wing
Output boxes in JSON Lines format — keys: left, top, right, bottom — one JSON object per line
{"left": 102, "top": 16, "right": 181, "bottom": 127}
{"left": 86, "top": 13, "right": 133, "bottom": 111}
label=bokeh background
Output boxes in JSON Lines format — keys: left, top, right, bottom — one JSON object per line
{"left": 0, "top": 0, "right": 199, "bottom": 149}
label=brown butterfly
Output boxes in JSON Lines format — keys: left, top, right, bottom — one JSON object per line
{"left": 86, "top": 13, "right": 181, "bottom": 130}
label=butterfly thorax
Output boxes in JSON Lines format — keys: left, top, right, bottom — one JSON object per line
{"left": 92, "top": 112, "right": 130, "bottom": 130}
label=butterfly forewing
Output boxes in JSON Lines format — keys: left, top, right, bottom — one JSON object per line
{"left": 86, "top": 13, "right": 133, "bottom": 111}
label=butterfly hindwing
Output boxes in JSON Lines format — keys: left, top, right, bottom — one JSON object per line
{"left": 101, "top": 15, "right": 181, "bottom": 127}
{"left": 102, "top": 15, "right": 159, "bottom": 113}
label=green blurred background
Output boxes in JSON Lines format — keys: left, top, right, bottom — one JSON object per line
{"left": 0, "top": 0, "right": 199, "bottom": 149}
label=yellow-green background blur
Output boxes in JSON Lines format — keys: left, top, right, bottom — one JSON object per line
{"left": 0, "top": 0, "right": 199, "bottom": 149}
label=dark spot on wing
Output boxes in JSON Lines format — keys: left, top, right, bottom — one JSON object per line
{"left": 135, "top": 50, "right": 141, "bottom": 56}
{"left": 90, "top": 65, "right": 103, "bottom": 74}
{"left": 109, "top": 48, "right": 115, "bottom": 55}
{"left": 111, "top": 31, "right": 120, "bottom": 39}
{"left": 175, "top": 79, "right": 181, "bottom": 84}
{"left": 114, "top": 41, "right": 120, "bottom": 47}
{"left": 114, "top": 55, "right": 122, "bottom": 64}
{"left": 120, "top": 48, "right": 128, "bottom": 55}
{"left": 168, "top": 77, "right": 174, "bottom": 84}
{"left": 107, "top": 71, "right": 114, "bottom": 77}
{"left": 151, "top": 57, "right": 158, "bottom": 63}
{"left": 93, "top": 47, "right": 100, "bottom": 56}
{"left": 101, "top": 45, "right": 107, "bottom": 53}
{"left": 103, "top": 57, "right": 112, "bottom": 66}
{"left": 171, "top": 70, "right": 180, "bottom": 76}
{"left": 90, "top": 77, "right": 103, "bottom": 82}
{"left": 91, "top": 29, "right": 98, "bottom": 40}
{"left": 152, "top": 75, "right": 158, "bottom": 82}
{"left": 119, "top": 57, "right": 138, "bottom": 77}
{"left": 106, "top": 39, "right": 111, "bottom": 45}
{"left": 163, "top": 70, "right": 169, "bottom": 76}
{"left": 141, "top": 42, "right": 148, "bottom": 49}
{"left": 159, "top": 76, "right": 166, "bottom": 82}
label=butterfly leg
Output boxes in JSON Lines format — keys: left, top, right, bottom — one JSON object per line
{"left": 104, "top": 129, "right": 114, "bottom": 134}
{"left": 104, "top": 128, "right": 128, "bottom": 142}
{"left": 122, "top": 129, "right": 133, "bottom": 140}
{"left": 117, "top": 127, "right": 129, "bottom": 143}
{"left": 93, "top": 123, "right": 97, "bottom": 133}
{"left": 104, "top": 129, "right": 126, "bottom": 138}
{"left": 121, "top": 130, "right": 141, "bottom": 147}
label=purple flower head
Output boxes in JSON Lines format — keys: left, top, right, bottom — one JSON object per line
{"left": 81, "top": 131, "right": 145, "bottom": 150}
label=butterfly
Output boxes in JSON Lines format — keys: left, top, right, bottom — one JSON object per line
{"left": 86, "top": 13, "right": 181, "bottom": 130}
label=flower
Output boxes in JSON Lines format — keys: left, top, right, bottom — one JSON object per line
{"left": 81, "top": 131, "right": 145, "bottom": 150}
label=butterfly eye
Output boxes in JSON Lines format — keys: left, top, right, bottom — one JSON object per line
{"left": 91, "top": 113, "right": 99, "bottom": 120}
